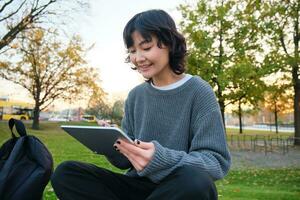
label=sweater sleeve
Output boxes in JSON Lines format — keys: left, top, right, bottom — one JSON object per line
{"left": 105, "top": 98, "right": 134, "bottom": 169}
{"left": 137, "top": 109, "right": 231, "bottom": 183}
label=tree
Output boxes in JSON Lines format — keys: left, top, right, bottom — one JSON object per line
{"left": 111, "top": 100, "right": 124, "bottom": 126}
{"left": 226, "top": 58, "right": 266, "bottom": 133}
{"left": 179, "top": 0, "right": 233, "bottom": 125}
{"left": 86, "top": 85, "right": 110, "bottom": 119}
{"left": 264, "top": 76, "right": 293, "bottom": 133}
{"left": 179, "top": 0, "right": 264, "bottom": 127}
{"left": 0, "top": 0, "right": 88, "bottom": 52}
{"left": 0, "top": 28, "right": 100, "bottom": 129}
{"left": 1, "top": 0, "right": 55, "bottom": 52}
{"left": 260, "top": 0, "right": 300, "bottom": 144}
{"left": 87, "top": 98, "right": 125, "bottom": 126}
{"left": 231, "top": 104, "right": 258, "bottom": 134}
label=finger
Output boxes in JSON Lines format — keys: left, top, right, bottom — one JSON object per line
{"left": 114, "top": 142, "right": 137, "bottom": 163}
{"left": 115, "top": 139, "right": 142, "bottom": 153}
{"left": 134, "top": 140, "right": 154, "bottom": 150}
{"left": 113, "top": 138, "right": 131, "bottom": 151}
{"left": 127, "top": 156, "right": 142, "bottom": 171}
{"left": 124, "top": 152, "right": 146, "bottom": 172}
{"left": 117, "top": 141, "right": 144, "bottom": 157}
{"left": 113, "top": 139, "right": 145, "bottom": 170}
{"left": 118, "top": 138, "right": 132, "bottom": 145}
{"left": 120, "top": 147, "right": 143, "bottom": 171}
{"left": 119, "top": 143, "right": 152, "bottom": 167}
{"left": 115, "top": 139, "right": 154, "bottom": 168}
{"left": 96, "top": 119, "right": 110, "bottom": 127}
{"left": 116, "top": 142, "right": 148, "bottom": 166}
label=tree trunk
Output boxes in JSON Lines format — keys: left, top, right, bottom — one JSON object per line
{"left": 219, "top": 99, "right": 226, "bottom": 128}
{"left": 294, "top": 81, "right": 300, "bottom": 145}
{"left": 238, "top": 100, "right": 243, "bottom": 134}
{"left": 292, "top": 2, "right": 300, "bottom": 145}
{"left": 275, "top": 103, "right": 278, "bottom": 134}
{"left": 32, "top": 90, "right": 40, "bottom": 130}
{"left": 32, "top": 105, "right": 40, "bottom": 130}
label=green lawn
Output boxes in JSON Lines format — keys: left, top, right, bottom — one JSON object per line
{"left": 226, "top": 128, "right": 293, "bottom": 136}
{"left": 0, "top": 121, "right": 299, "bottom": 200}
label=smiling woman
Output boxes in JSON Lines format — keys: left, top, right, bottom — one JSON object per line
{"left": 123, "top": 10, "right": 186, "bottom": 86}
{"left": 51, "top": 9, "right": 231, "bottom": 200}
{"left": 128, "top": 32, "right": 172, "bottom": 83}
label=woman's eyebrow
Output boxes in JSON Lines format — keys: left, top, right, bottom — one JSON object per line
{"left": 138, "top": 39, "right": 151, "bottom": 46}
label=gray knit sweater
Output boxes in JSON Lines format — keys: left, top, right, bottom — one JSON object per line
{"left": 111, "top": 76, "right": 231, "bottom": 183}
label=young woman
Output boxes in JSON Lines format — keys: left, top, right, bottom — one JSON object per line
{"left": 51, "top": 9, "right": 231, "bottom": 200}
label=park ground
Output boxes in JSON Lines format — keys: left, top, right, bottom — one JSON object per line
{"left": 0, "top": 121, "right": 299, "bottom": 200}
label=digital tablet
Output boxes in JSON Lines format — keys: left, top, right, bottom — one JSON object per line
{"left": 61, "top": 125, "right": 134, "bottom": 157}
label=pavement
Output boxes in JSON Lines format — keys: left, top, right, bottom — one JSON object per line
{"left": 229, "top": 146, "right": 300, "bottom": 170}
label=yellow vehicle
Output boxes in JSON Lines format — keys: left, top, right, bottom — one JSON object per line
{"left": 0, "top": 99, "right": 33, "bottom": 120}
{"left": 81, "top": 115, "right": 97, "bottom": 123}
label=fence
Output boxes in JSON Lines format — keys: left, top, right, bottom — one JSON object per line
{"left": 227, "top": 134, "right": 300, "bottom": 155}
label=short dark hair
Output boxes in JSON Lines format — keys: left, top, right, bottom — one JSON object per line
{"left": 123, "top": 9, "right": 187, "bottom": 76}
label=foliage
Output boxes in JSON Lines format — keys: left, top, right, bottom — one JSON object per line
{"left": 179, "top": 0, "right": 235, "bottom": 106}
{"left": 259, "top": 0, "right": 300, "bottom": 143}
{"left": 264, "top": 76, "right": 293, "bottom": 114}
{"left": 0, "top": 28, "right": 101, "bottom": 129}
{"left": 263, "top": 75, "right": 293, "bottom": 132}
{"left": 0, "top": 0, "right": 89, "bottom": 52}
{"left": 179, "top": 0, "right": 300, "bottom": 138}
{"left": 86, "top": 97, "right": 125, "bottom": 126}
{"left": 111, "top": 100, "right": 124, "bottom": 125}
{"left": 227, "top": 57, "right": 266, "bottom": 133}
{"left": 86, "top": 91, "right": 110, "bottom": 120}
{"left": 0, "top": 0, "right": 55, "bottom": 51}
{"left": 179, "top": 0, "right": 268, "bottom": 130}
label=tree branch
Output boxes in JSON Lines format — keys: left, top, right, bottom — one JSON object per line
{"left": 41, "top": 53, "right": 68, "bottom": 91}
{"left": 40, "top": 97, "right": 56, "bottom": 110}
{"left": 40, "top": 84, "right": 76, "bottom": 108}
{"left": 0, "top": 71, "right": 32, "bottom": 92}
{"left": 0, "top": 0, "right": 56, "bottom": 50}
{"left": 0, "top": 0, "right": 27, "bottom": 22}
{"left": 279, "top": 31, "right": 291, "bottom": 57}
{"left": 0, "top": 0, "right": 14, "bottom": 13}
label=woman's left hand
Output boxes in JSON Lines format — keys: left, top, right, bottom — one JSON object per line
{"left": 114, "top": 139, "right": 155, "bottom": 172}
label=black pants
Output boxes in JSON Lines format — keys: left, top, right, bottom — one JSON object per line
{"left": 51, "top": 161, "right": 218, "bottom": 200}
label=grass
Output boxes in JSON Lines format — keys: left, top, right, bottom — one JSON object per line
{"left": 0, "top": 121, "right": 299, "bottom": 200}
{"left": 218, "top": 169, "right": 300, "bottom": 200}
{"left": 227, "top": 128, "right": 293, "bottom": 137}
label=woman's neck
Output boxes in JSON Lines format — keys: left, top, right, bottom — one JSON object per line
{"left": 152, "top": 71, "right": 185, "bottom": 87}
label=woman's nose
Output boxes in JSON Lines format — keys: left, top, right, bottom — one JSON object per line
{"left": 135, "top": 51, "right": 146, "bottom": 63}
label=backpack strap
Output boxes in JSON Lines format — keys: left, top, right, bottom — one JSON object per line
{"left": 8, "top": 118, "right": 27, "bottom": 138}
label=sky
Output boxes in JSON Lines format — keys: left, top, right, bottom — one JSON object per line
{"left": 0, "top": 0, "right": 187, "bottom": 107}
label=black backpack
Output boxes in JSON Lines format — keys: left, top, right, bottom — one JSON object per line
{"left": 0, "top": 118, "right": 53, "bottom": 200}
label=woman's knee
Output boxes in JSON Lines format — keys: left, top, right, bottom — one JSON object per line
{"left": 51, "top": 161, "right": 116, "bottom": 199}
{"left": 171, "top": 165, "right": 217, "bottom": 199}
{"left": 51, "top": 161, "right": 80, "bottom": 188}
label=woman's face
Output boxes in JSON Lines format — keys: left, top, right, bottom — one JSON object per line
{"left": 128, "top": 31, "right": 171, "bottom": 80}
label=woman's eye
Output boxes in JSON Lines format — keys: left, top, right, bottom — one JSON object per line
{"left": 129, "top": 49, "right": 136, "bottom": 54}
{"left": 144, "top": 47, "right": 151, "bottom": 51}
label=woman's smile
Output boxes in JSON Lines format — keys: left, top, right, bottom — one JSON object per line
{"left": 138, "top": 64, "right": 152, "bottom": 72}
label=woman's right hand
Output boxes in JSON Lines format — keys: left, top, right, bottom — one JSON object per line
{"left": 114, "top": 139, "right": 155, "bottom": 172}
{"left": 96, "top": 118, "right": 111, "bottom": 127}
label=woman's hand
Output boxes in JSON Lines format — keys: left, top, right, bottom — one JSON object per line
{"left": 96, "top": 118, "right": 110, "bottom": 127}
{"left": 114, "top": 139, "right": 155, "bottom": 172}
